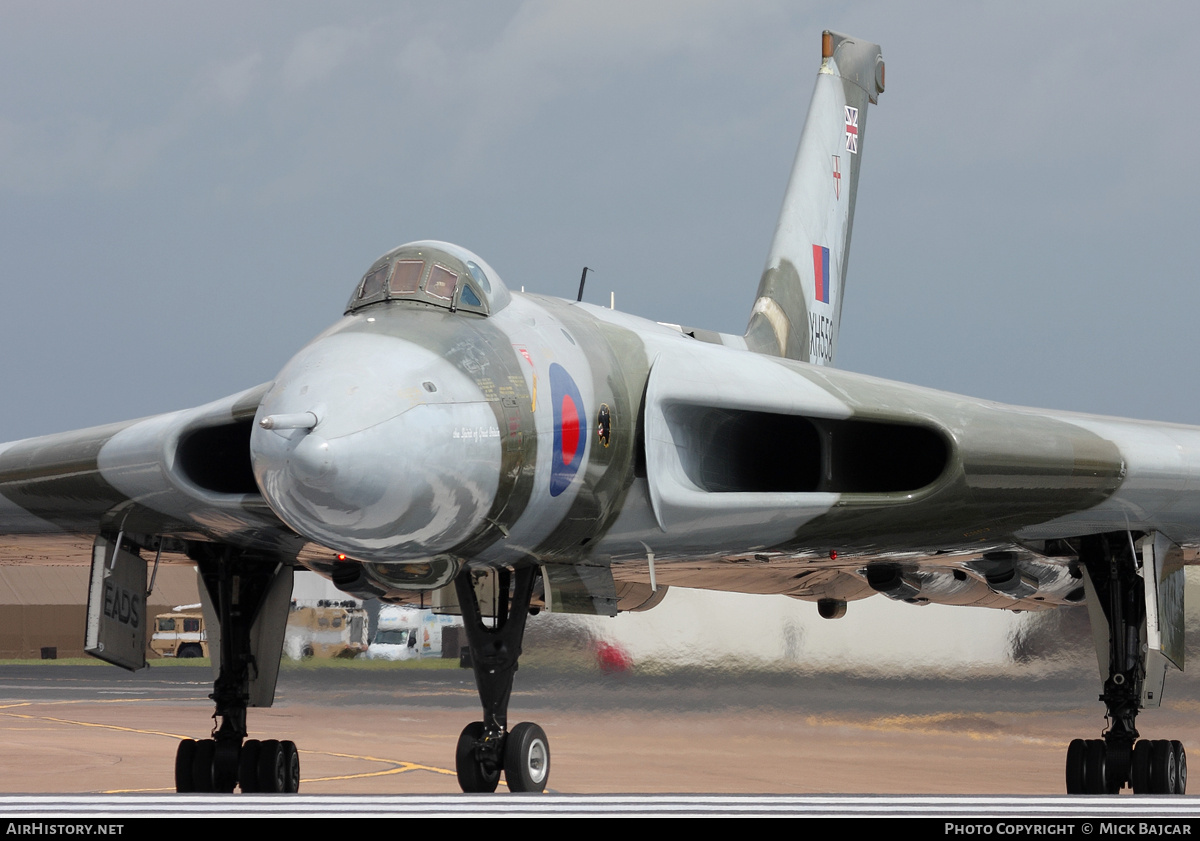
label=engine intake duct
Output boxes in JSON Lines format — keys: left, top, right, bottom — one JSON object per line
{"left": 177, "top": 419, "right": 258, "bottom": 495}
{"left": 666, "top": 406, "right": 948, "bottom": 494}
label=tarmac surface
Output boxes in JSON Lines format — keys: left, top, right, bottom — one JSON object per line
{"left": 2, "top": 661, "right": 1199, "bottom": 796}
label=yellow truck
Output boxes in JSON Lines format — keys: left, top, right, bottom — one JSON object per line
{"left": 151, "top": 600, "right": 368, "bottom": 660}
{"left": 283, "top": 600, "right": 369, "bottom": 659}
{"left": 150, "top": 605, "right": 207, "bottom": 658}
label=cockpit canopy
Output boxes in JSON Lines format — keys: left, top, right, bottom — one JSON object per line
{"left": 345, "top": 241, "right": 511, "bottom": 317}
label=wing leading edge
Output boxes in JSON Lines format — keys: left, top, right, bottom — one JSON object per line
{"left": 0, "top": 383, "right": 327, "bottom": 563}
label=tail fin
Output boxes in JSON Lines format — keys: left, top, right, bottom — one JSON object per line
{"left": 744, "top": 31, "right": 884, "bottom": 365}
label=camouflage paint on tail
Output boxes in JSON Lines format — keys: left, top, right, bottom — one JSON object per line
{"left": 745, "top": 31, "right": 884, "bottom": 365}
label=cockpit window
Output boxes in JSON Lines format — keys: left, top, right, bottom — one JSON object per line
{"left": 426, "top": 265, "right": 458, "bottom": 301}
{"left": 466, "top": 261, "right": 492, "bottom": 295}
{"left": 389, "top": 260, "right": 424, "bottom": 295}
{"left": 359, "top": 264, "right": 390, "bottom": 299}
{"left": 460, "top": 285, "right": 482, "bottom": 307}
{"left": 346, "top": 243, "right": 511, "bottom": 317}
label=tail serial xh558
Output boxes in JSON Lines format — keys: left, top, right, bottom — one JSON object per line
{"left": 0, "top": 31, "right": 1192, "bottom": 796}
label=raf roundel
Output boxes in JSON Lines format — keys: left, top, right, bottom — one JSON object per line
{"left": 549, "top": 363, "right": 586, "bottom": 497}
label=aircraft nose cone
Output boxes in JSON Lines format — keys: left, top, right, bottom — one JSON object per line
{"left": 250, "top": 331, "right": 502, "bottom": 562}
{"left": 287, "top": 433, "right": 335, "bottom": 485}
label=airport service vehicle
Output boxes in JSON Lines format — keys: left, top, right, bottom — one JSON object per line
{"left": 283, "top": 600, "right": 369, "bottom": 660}
{"left": 0, "top": 30, "right": 1192, "bottom": 796}
{"left": 150, "top": 605, "right": 207, "bottom": 659}
{"left": 367, "top": 605, "right": 461, "bottom": 661}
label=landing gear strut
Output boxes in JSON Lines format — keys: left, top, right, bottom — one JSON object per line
{"left": 1065, "top": 533, "right": 1186, "bottom": 794}
{"left": 453, "top": 564, "right": 550, "bottom": 793}
{"left": 174, "top": 547, "right": 298, "bottom": 794}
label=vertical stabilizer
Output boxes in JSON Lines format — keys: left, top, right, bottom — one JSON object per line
{"left": 745, "top": 31, "right": 884, "bottom": 365}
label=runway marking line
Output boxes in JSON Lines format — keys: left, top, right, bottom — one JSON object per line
{"left": 0, "top": 702, "right": 461, "bottom": 793}
{"left": 299, "top": 750, "right": 458, "bottom": 782}
{"left": 0, "top": 708, "right": 191, "bottom": 741}
{"left": 805, "top": 712, "right": 1059, "bottom": 746}
{"left": 108, "top": 753, "right": 462, "bottom": 794}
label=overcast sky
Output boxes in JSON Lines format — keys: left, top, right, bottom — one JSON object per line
{"left": 1, "top": 1, "right": 1198, "bottom": 440}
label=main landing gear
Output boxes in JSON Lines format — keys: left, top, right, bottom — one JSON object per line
{"left": 453, "top": 564, "right": 551, "bottom": 793}
{"left": 1065, "top": 534, "right": 1187, "bottom": 794}
{"left": 174, "top": 548, "right": 299, "bottom": 794}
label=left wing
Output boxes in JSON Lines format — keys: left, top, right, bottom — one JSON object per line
{"left": 0, "top": 382, "right": 329, "bottom": 564}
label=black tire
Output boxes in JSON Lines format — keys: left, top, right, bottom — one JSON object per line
{"left": 1105, "top": 742, "right": 1125, "bottom": 795}
{"left": 212, "top": 740, "right": 239, "bottom": 794}
{"left": 191, "top": 739, "right": 216, "bottom": 793}
{"left": 456, "top": 722, "right": 499, "bottom": 793}
{"left": 1066, "top": 739, "right": 1086, "bottom": 794}
{"left": 238, "top": 739, "right": 262, "bottom": 793}
{"left": 1132, "top": 740, "right": 1152, "bottom": 793}
{"left": 1172, "top": 741, "right": 1187, "bottom": 794}
{"left": 1151, "top": 739, "right": 1177, "bottom": 794}
{"left": 281, "top": 740, "right": 300, "bottom": 793}
{"left": 258, "top": 739, "right": 285, "bottom": 793}
{"left": 175, "top": 739, "right": 197, "bottom": 793}
{"left": 503, "top": 722, "right": 550, "bottom": 793}
{"left": 178, "top": 644, "right": 202, "bottom": 659}
{"left": 1084, "top": 739, "right": 1107, "bottom": 795}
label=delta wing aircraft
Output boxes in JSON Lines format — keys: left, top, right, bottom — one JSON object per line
{"left": 0, "top": 31, "right": 1192, "bottom": 796}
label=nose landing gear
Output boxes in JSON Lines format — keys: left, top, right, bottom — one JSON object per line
{"left": 453, "top": 564, "right": 551, "bottom": 793}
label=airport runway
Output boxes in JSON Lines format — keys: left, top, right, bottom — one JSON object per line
{"left": 1, "top": 662, "right": 1198, "bottom": 796}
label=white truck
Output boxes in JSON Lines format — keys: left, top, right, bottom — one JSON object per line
{"left": 367, "top": 605, "right": 462, "bottom": 661}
